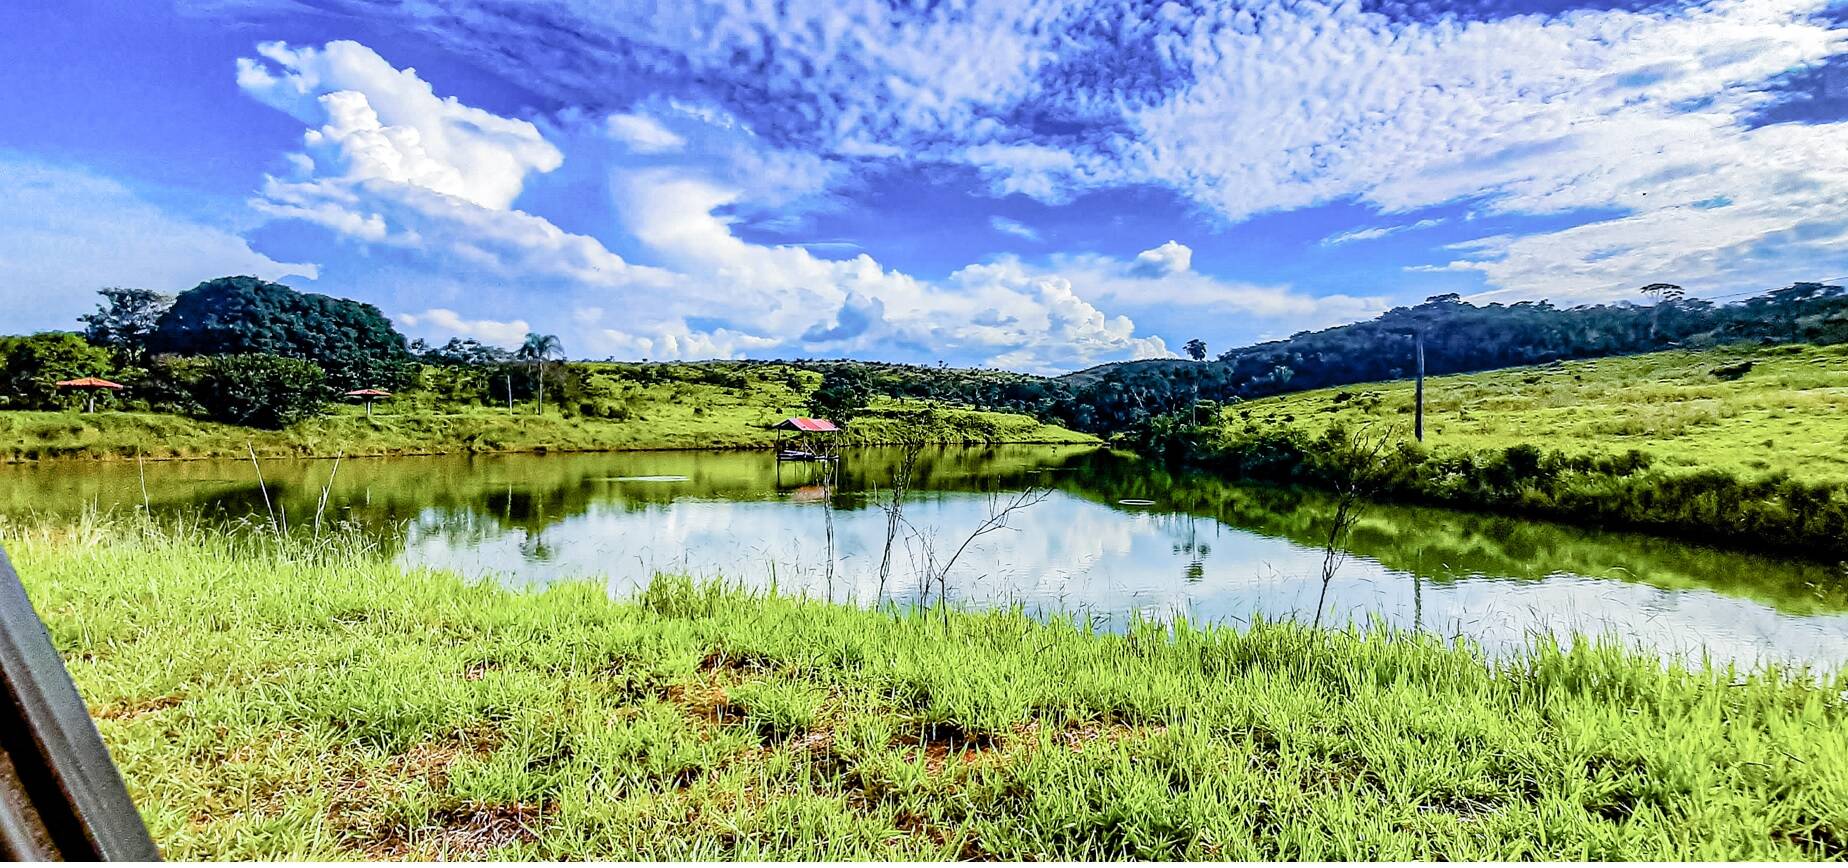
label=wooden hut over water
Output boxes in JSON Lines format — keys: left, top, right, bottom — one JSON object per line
{"left": 772, "top": 417, "right": 840, "bottom": 461}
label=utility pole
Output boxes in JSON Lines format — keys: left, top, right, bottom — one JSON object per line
{"left": 504, "top": 374, "right": 514, "bottom": 415}
{"left": 1414, "top": 329, "right": 1425, "bottom": 442}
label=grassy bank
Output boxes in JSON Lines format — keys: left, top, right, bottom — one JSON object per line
{"left": 1228, "top": 343, "right": 1848, "bottom": 482}
{"left": 1173, "top": 343, "right": 1848, "bottom": 558}
{"left": 9, "top": 520, "right": 1846, "bottom": 860}
{"left": 0, "top": 404, "right": 1092, "bottom": 462}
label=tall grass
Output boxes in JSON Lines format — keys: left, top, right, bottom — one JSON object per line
{"left": 7, "top": 515, "right": 1846, "bottom": 860}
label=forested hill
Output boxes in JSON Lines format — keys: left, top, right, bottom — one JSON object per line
{"left": 1051, "top": 281, "right": 1848, "bottom": 433}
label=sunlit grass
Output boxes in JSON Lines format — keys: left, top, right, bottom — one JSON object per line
{"left": 7, "top": 515, "right": 1846, "bottom": 860}
{"left": 0, "top": 397, "right": 1092, "bottom": 462}
{"left": 1227, "top": 343, "right": 1848, "bottom": 483}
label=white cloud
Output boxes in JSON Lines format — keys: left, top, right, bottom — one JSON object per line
{"left": 1118, "top": 0, "right": 1848, "bottom": 298}
{"left": 238, "top": 40, "right": 562, "bottom": 210}
{"left": 234, "top": 39, "right": 1176, "bottom": 373}
{"left": 0, "top": 157, "right": 317, "bottom": 332}
{"left": 240, "top": 41, "right": 675, "bottom": 294}
{"left": 1322, "top": 218, "right": 1444, "bottom": 247}
{"left": 605, "top": 112, "right": 686, "bottom": 154}
{"left": 989, "top": 216, "right": 1040, "bottom": 242}
{"left": 395, "top": 308, "right": 530, "bottom": 347}
{"left": 1128, "top": 240, "right": 1191, "bottom": 277}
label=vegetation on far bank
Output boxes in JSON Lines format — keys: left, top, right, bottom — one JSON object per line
{"left": 9, "top": 518, "right": 1846, "bottom": 860}
{"left": 1059, "top": 281, "right": 1848, "bottom": 433}
{"left": 1134, "top": 344, "right": 1848, "bottom": 558}
{"left": 0, "top": 400, "right": 1090, "bottom": 463}
{"left": 2, "top": 279, "right": 1092, "bottom": 458}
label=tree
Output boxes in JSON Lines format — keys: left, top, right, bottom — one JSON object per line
{"left": 1639, "top": 282, "right": 1684, "bottom": 341}
{"left": 421, "top": 337, "right": 515, "bottom": 367}
{"left": 809, "top": 368, "right": 872, "bottom": 424}
{"left": 147, "top": 276, "right": 413, "bottom": 390}
{"left": 79, "top": 287, "right": 173, "bottom": 364}
{"left": 0, "top": 332, "right": 115, "bottom": 410}
{"left": 191, "top": 353, "right": 328, "bottom": 429}
{"left": 517, "top": 333, "right": 564, "bottom": 415}
{"left": 1184, "top": 338, "right": 1208, "bottom": 361}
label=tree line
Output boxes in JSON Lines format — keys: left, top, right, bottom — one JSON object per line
{"left": 4, "top": 275, "right": 1845, "bottom": 433}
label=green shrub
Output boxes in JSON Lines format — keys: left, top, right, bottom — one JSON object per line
{"left": 192, "top": 354, "right": 329, "bottom": 429}
{"left": 0, "top": 332, "right": 115, "bottom": 410}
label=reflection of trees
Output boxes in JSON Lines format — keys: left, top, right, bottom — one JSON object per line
{"left": 1053, "top": 451, "right": 1848, "bottom": 615}
{"left": 14, "top": 444, "right": 1842, "bottom": 618}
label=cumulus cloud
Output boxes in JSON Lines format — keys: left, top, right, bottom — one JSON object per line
{"left": 238, "top": 40, "right": 562, "bottom": 210}
{"left": 0, "top": 157, "right": 317, "bottom": 332}
{"left": 1128, "top": 240, "right": 1191, "bottom": 277}
{"left": 240, "top": 40, "right": 672, "bottom": 292}
{"left": 236, "top": 39, "right": 1174, "bottom": 372}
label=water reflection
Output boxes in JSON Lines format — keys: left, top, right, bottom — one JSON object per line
{"left": 3, "top": 446, "right": 1845, "bottom": 669}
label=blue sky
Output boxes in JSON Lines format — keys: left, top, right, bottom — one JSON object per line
{"left": 2, "top": 0, "right": 1845, "bottom": 372}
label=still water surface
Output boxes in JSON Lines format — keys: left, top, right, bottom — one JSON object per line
{"left": 5, "top": 446, "right": 1845, "bottom": 670}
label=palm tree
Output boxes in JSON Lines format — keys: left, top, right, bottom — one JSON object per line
{"left": 517, "top": 332, "right": 564, "bottom": 415}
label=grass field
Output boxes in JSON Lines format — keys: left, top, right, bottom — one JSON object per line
{"left": 9, "top": 518, "right": 1846, "bottom": 860}
{"left": 0, "top": 402, "right": 1091, "bottom": 463}
{"left": 1225, "top": 343, "right": 1848, "bottom": 483}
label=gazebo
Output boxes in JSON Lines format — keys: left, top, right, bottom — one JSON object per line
{"left": 55, "top": 377, "right": 125, "bottom": 413}
{"left": 771, "top": 417, "right": 841, "bottom": 461}
{"left": 343, "top": 388, "right": 391, "bottom": 417}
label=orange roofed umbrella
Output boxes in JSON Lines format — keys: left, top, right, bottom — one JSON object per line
{"left": 55, "top": 377, "right": 125, "bottom": 413}
{"left": 343, "top": 388, "right": 391, "bottom": 417}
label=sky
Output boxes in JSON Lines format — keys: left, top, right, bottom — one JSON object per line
{"left": 1, "top": 0, "right": 1845, "bottom": 373}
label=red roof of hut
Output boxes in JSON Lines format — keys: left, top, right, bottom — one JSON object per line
{"left": 54, "top": 377, "right": 125, "bottom": 390}
{"left": 773, "top": 417, "right": 840, "bottom": 432}
{"left": 343, "top": 388, "right": 392, "bottom": 398}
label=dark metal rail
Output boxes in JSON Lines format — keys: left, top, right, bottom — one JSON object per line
{"left": 0, "top": 544, "right": 159, "bottom": 861}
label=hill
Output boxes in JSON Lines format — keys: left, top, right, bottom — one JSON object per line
{"left": 1056, "top": 281, "right": 1848, "bottom": 433}
{"left": 1164, "top": 343, "right": 1848, "bottom": 557}
{"left": 1228, "top": 343, "right": 1848, "bottom": 484}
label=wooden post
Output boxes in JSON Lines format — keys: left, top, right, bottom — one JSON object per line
{"left": 1414, "top": 330, "right": 1425, "bottom": 442}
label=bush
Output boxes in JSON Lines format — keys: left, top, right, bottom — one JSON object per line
{"left": 192, "top": 354, "right": 328, "bottom": 429}
{"left": 0, "top": 332, "right": 116, "bottom": 410}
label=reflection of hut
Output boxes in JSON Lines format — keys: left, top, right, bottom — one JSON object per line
{"left": 343, "top": 388, "right": 391, "bottom": 418}
{"left": 55, "top": 377, "right": 125, "bottom": 413}
{"left": 771, "top": 417, "right": 841, "bottom": 462}
{"left": 789, "top": 484, "right": 830, "bottom": 503}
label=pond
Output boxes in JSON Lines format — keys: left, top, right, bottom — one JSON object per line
{"left": 4, "top": 446, "right": 1846, "bottom": 670}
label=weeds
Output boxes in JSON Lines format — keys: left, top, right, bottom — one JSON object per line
{"left": 6, "top": 516, "right": 1846, "bottom": 860}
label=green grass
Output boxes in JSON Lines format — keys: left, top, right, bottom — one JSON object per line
{"left": 8, "top": 517, "right": 1846, "bottom": 860}
{"left": 0, "top": 402, "right": 1091, "bottom": 463}
{"left": 1225, "top": 343, "right": 1848, "bottom": 483}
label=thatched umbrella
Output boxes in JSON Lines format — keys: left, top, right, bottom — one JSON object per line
{"left": 55, "top": 377, "right": 125, "bottom": 413}
{"left": 343, "top": 388, "right": 391, "bottom": 418}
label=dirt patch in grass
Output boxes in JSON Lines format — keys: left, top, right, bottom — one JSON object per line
{"left": 896, "top": 721, "right": 1002, "bottom": 774}
{"left": 698, "top": 647, "right": 783, "bottom": 675}
{"left": 360, "top": 800, "right": 550, "bottom": 859}
{"left": 1776, "top": 822, "right": 1846, "bottom": 860}
{"left": 1017, "top": 718, "right": 1167, "bottom": 753}
{"left": 665, "top": 682, "right": 749, "bottom": 728}
{"left": 894, "top": 809, "right": 990, "bottom": 860}
{"left": 96, "top": 693, "right": 185, "bottom": 720}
